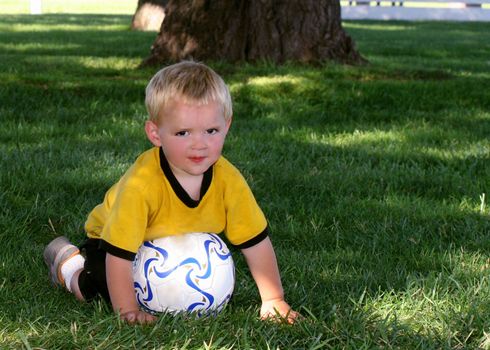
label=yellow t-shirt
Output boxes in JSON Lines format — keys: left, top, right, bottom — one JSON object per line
{"left": 84, "top": 147, "right": 268, "bottom": 260}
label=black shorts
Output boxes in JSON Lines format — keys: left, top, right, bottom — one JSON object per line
{"left": 78, "top": 238, "right": 111, "bottom": 303}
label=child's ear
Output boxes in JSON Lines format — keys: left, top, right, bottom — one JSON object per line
{"left": 145, "top": 120, "right": 162, "bottom": 147}
{"left": 225, "top": 117, "right": 232, "bottom": 132}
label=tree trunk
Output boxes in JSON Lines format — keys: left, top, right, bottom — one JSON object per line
{"left": 131, "top": 0, "right": 168, "bottom": 32}
{"left": 142, "top": 0, "right": 366, "bottom": 66}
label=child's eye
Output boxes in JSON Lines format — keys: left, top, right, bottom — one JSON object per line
{"left": 175, "top": 131, "right": 189, "bottom": 136}
{"left": 206, "top": 128, "right": 218, "bottom": 135}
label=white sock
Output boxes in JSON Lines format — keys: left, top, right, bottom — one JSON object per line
{"left": 60, "top": 254, "right": 85, "bottom": 293}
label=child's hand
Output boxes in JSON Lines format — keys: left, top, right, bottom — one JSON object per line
{"left": 260, "top": 298, "right": 300, "bottom": 324}
{"left": 120, "top": 310, "right": 157, "bottom": 324}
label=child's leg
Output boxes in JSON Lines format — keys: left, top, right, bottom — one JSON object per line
{"left": 44, "top": 237, "right": 110, "bottom": 303}
{"left": 77, "top": 239, "right": 111, "bottom": 304}
{"left": 70, "top": 269, "right": 85, "bottom": 301}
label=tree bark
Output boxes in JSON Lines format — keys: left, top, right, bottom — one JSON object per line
{"left": 131, "top": 0, "right": 168, "bottom": 32}
{"left": 143, "top": 0, "right": 366, "bottom": 66}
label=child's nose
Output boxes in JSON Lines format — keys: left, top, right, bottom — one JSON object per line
{"left": 191, "top": 134, "right": 206, "bottom": 149}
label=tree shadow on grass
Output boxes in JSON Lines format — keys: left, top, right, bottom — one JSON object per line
{"left": 226, "top": 130, "right": 490, "bottom": 347}
{"left": 0, "top": 14, "right": 156, "bottom": 59}
{"left": 343, "top": 21, "right": 490, "bottom": 74}
{"left": 1, "top": 14, "right": 133, "bottom": 27}
{"left": 223, "top": 67, "right": 489, "bottom": 345}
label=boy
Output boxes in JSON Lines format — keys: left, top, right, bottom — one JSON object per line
{"left": 44, "top": 61, "right": 298, "bottom": 324}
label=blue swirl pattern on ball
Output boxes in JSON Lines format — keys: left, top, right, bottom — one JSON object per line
{"left": 134, "top": 233, "right": 233, "bottom": 315}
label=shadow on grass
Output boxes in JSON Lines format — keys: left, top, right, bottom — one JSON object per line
{"left": 1, "top": 14, "right": 133, "bottom": 26}
{"left": 0, "top": 14, "right": 156, "bottom": 58}
{"left": 343, "top": 21, "right": 490, "bottom": 68}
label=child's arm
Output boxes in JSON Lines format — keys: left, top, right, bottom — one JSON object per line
{"left": 241, "top": 237, "right": 299, "bottom": 323}
{"left": 106, "top": 253, "right": 156, "bottom": 324}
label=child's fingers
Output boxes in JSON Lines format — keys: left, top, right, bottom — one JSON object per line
{"left": 139, "top": 312, "right": 157, "bottom": 324}
{"left": 261, "top": 307, "right": 302, "bottom": 324}
{"left": 284, "top": 309, "right": 303, "bottom": 324}
{"left": 121, "top": 311, "right": 137, "bottom": 323}
{"left": 120, "top": 311, "right": 156, "bottom": 324}
{"left": 134, "top": 311, "right": 156, "bottom": 324}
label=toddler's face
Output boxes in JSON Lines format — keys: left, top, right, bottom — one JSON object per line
{"left": 153, "top": 98, "right": 231, "bottom": 178}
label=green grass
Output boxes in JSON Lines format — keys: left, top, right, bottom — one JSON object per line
{"left": 1, "top": 13, "right": 490, "bottom": 349}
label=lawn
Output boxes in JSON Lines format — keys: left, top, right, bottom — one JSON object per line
{"left": 1, "top": 12, "right": 490, "bottom": 349}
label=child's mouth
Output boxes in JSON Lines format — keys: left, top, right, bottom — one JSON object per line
{"left": 189, "top": 156, "right": 205, "bottom": 163}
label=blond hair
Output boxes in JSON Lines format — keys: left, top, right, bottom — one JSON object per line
{"left": 145, "top": 61, "right": 232, "bottom": 123}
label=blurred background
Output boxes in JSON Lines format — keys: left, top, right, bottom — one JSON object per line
{"left": 0, "top": 0, "right": 137, "bottom": 14}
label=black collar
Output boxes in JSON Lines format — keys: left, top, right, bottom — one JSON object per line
{"left": 159, "top": 147, "right": 213, "bottom": 208}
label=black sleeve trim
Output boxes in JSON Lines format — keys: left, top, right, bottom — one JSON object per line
{"left": 232, "top": 227, "right": 269, "bottom": 249}
{"left": 99, "top": 240, "right": 136, "bottom": 261}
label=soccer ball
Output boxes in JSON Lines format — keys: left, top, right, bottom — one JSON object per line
{"left": 133, "top": 232, "right": 235, "bottom": 316}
